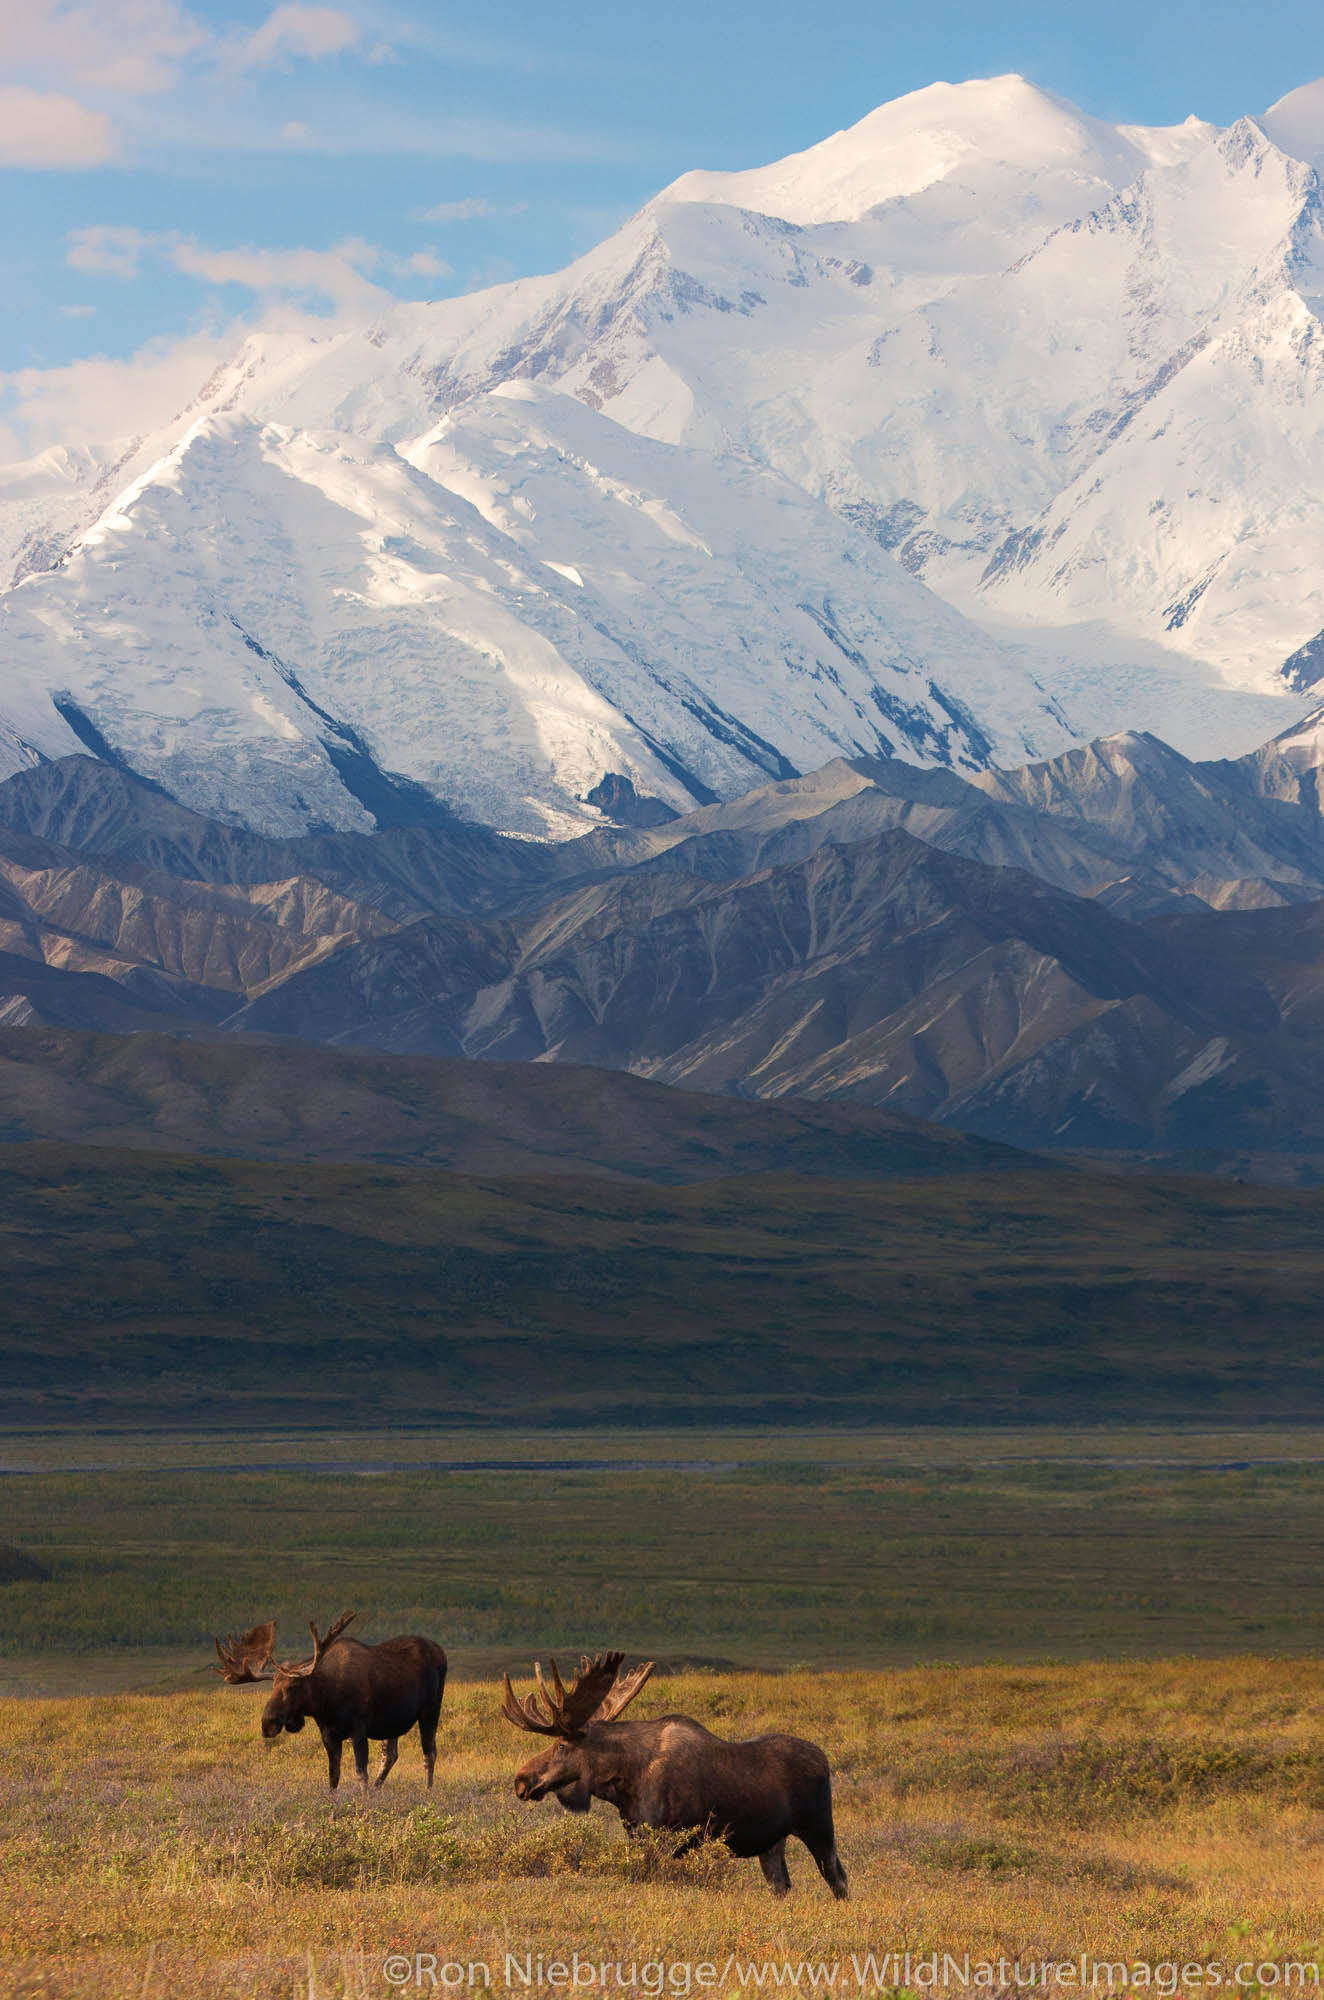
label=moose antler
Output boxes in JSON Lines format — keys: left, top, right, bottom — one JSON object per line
{"left": 278, "top": 1608, "right": 357, "bottom": 1681}
{"left": 213, "top": 1619, "right": 277, "bottom": 1683}
{"left": 501, "top": 1652, "right": 655, "bottom": 1737}
{"left": 591, "top": 1657, "right": 654, "bottom": 1722}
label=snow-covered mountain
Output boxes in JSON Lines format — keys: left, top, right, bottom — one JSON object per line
{"left": 5, "top": 73, "right": 1324, "bottom": 833}
{"left": 0, "top": 386, "right": 1078, "bottom": 836}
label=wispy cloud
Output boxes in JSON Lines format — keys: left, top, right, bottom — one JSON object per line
{"left": 358, "top": 11, "right": 599, "bottom": 78}
{"left": 171, "top": 235, "right": 391, "bottom": 310}
{"left": 3, "top": 231, "right": 453, "bottom": 458}
{"left": 396, "top": 248, "right": 448, "bottom": 277}
{"left": 0, "top": 0, "right": 375, "bottom": 168}
{"left": 2, "top": 325, "right": 237, "bottom": 456}
{"left": 416, "top": 196, "right": 528, "bottom": 223}
{"left": 67, "top": 224, "right": 155, "bottom": 276}
{"left": 224, "top": 3, "right": 360, "bottom": 72}
{"left": 65, "top": 224, "right": 450, "bottom": 309}
{"left": 0, "top": 0, "right": 634, "bottom": 172}
{"left": 268, "top": 107, "right": 629, "bottom": 162}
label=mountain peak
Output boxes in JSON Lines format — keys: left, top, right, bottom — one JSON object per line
{"left": 662, "top": 75, "right": 1206, "bottom": 227}
{"left": 1260, "top": 78, "right": 1324, "bottom": 166}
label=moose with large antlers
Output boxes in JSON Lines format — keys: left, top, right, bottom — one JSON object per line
{"left": 502, "top": 1652, "right": 848, "bottom": 1898}
{"left": 214, "top": 1612, "right": 446, "bottom": 1790}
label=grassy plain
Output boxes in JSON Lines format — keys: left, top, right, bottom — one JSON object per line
{"left": 3, "top": 1660, "right": 1323, "bottom": 2000}
{"left": 3, "top": 1438, "right": 1324, "bottom": 1689}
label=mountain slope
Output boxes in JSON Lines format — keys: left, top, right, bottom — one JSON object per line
{"left": 8, "top": 727, "right": 1324, "bottom": 1169}
{"left": 0, "top": 387, "right": 1076, "bottom": 836}
{"left": 0, "top": 1026, "right": 1035, "bottom": 1181}
{"left": 6, "top": 1142, "right": 1324, "bottom": 1425}
{"left": 219, "top": 825, "right": 1287, "bottom": 1140}
{"left": 554, "top": 707, "right": 1324, "bottom": 910}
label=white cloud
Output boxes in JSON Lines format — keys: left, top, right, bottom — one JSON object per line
{"left": 230, "top": 3, "right": 359, "bottom": 70}
{"left": 1, "top": 326, "right": 236, "bottom": 455}
{"left": 64, "top": 224, "right": 456, "bottom": 309}
{"left": 461, "top": 256, "right": 516, "bottom": 292}
{"left": 283, "top": 108, "right": 624, "bottom": 163}
{"left": 66, "top": 225, "right": 155, "bottom": 277}
{"left": 396, "top": 248, "right": 449, "bottom": 278}
{"left": 64, "top": 224, "right": 411, "bottom": 310}
{"left": 2, "top": 0, "right": 624, "bottom": 170}
{"left": 417, "top": 196, "right": 527, "bottom": 222}
{"left": 58, "top": 303, "right": 98, "bottom": 318}
{"left": 369, "top": 19, "right": 593, "bottom": 78}
{"left": 2, "top": 243, "right": 454, "bottom": 458}
{"left": 0, "top": 85, "right": 118, "bottom": 166}
{"left": 0, "top": 0, "right": 366, "bottom": 125}
{"left": 170, "top": 236, "right": 389, "bottom": 310}
{"left": 0, "top": 0, "right": 207, "bottom": 96}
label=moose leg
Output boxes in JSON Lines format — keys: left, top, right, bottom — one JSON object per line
{"left": 374, "top": 1738, "right": 398, "bottom": 1789}
{"left": 419, "top": 1701, "right": 442, "bottom": 1788}
{"left": 321, "top": 1728, "right": 343, "bottom": 1791}
{"left": 803, "top": 1832, "right": 848, "bottom": 1900}
{"left": 758, "top": 1840, "right": 792, "bottom": 1898}
{"left": 352, "top": 1733, "right": 371, "bottom": 1790}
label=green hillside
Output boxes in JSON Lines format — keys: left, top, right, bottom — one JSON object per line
{"left": 5, "top": 1142, "right": 1324, "bottom": 1427}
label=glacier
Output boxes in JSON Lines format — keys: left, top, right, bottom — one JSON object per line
{"left": 4, "top": 73, "right": 1324, "bottom": 834}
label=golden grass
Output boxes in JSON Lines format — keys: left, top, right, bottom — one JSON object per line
{"left": 2, "top": 1661, "right": 1322, "bottom": 1999}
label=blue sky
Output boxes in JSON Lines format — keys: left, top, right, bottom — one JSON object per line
{"left": 3, "top": 0, "right": 1324, "bottom": 454}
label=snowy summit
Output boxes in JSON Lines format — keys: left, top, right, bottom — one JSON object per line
{"left": 4, "top": 74, "right": 1324, "bottom": 836}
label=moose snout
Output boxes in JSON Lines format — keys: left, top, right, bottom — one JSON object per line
{"left": 514, "top": 1772, "right": 535, "bottom": 1800}
{"left": 261, "top": 1717, "right": 283, "bottom": 1739}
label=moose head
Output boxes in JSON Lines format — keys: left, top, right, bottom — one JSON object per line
{"left": 501, "top": 1651, "right": 655, "bottom": 1810}
{"left": 213, "top": 1611, "right": 357, "bottom": 1737}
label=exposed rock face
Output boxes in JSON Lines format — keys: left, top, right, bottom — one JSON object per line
{"left": 585, "top": 774, "right": 679, "bottom": 829}
{"left": 8, "top": 719, "right": 1324, "bottom": 1169}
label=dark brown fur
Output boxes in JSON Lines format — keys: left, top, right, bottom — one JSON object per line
{"left": 512, "top": 1708, "right": 847, "bottom": 1898}
{"left": 261, "top": 1633, "right": 447, "bottom": 1790}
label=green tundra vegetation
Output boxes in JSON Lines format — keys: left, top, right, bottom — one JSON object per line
{"left": 5, "top": 1143, "right": 1324, "bottom": 1426}
{"left": 2, "top": 1439, "right": 1324, "bottom": 1686}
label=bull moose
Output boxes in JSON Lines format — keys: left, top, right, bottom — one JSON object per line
{"left": 502, "top": 1652, "right": 848, "bottom": 1899}
{"left": 213, "top": 1611, "right": 446, "bottom": 1790}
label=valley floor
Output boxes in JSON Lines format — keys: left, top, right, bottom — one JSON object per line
{"left": 3, "top": 1427, "right": 1324, "bottom": 1691}
{"left": 2, "top": 1659, "right": 1321, "bottom": 2000}
{"left": 4, "top": 1432, "right": 1323, "bottom": 1996}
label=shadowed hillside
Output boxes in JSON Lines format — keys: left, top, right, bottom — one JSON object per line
{"left": 0, "top": 1027, "right": 1034, "bottom": 1180}
{"left": 4, "top": 1143, "right": 1324, "bottom": 1427}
